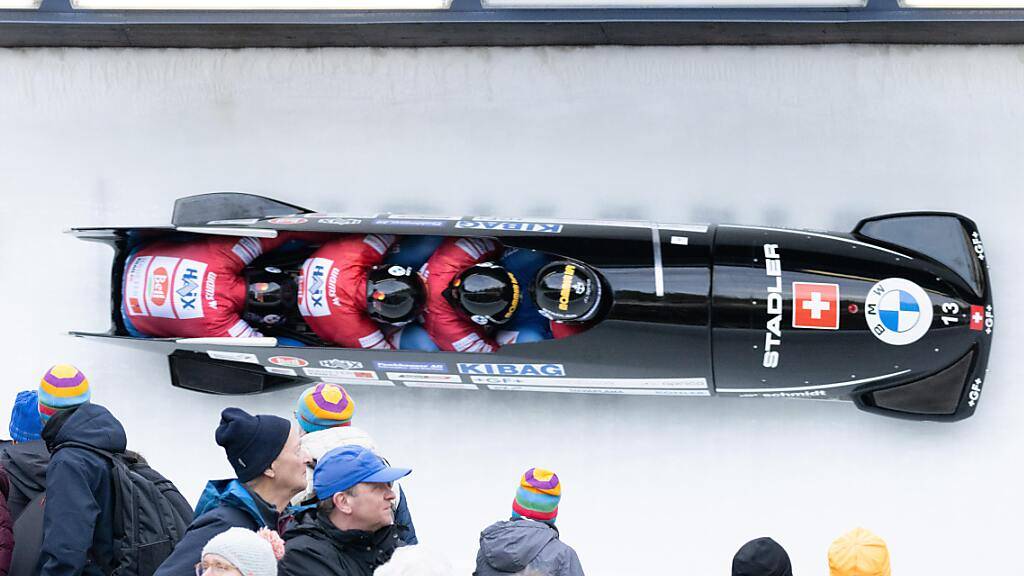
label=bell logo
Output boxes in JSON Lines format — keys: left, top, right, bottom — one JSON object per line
{"left": 150, "top": 268, "right": 169, "bottom": 306}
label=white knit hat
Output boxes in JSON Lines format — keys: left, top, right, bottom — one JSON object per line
{"left": 201, "top": 528, "right": 278, "bottom": 576}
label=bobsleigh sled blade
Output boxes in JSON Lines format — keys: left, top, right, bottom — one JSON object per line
{"left": 854, "top": 212, "right": 986, "bottom": 299}
{"left": 171, "top": 192, "right": 315, "bottom": 227}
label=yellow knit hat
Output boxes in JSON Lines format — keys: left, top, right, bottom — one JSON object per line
{"left": 828, "top": 527, "right": 891, "bottom": 576}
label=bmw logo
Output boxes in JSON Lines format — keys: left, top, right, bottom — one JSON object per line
{"left": 864, "top": 278, "right": 933, "bottom": 346}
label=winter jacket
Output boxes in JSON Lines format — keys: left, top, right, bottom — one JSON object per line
{"left": 154, "top": 479, "right": 280, "bottom": 576}
{"left": 38, "top": 403, "right": 128, "bottom": 576}
{"left": 474, "top": 519, "right": 584, "bottom": 576}
{"left": 0, "top": 439, "right": 49, "bottom": 522}
{"left": 278, "top": 510, "right": 401, "bottom": 576}
{"left": 0, "top": 465, "right": 12, "bottom": 576}
{"left": 291, "top": 426, "right": 418, "bottom": 544}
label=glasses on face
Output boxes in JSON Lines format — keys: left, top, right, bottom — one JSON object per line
{"left": 195, "top": 560, "right": 238, "bottom": 576}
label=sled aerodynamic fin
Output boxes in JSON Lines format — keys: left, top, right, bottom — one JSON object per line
{"left": 853, "top": 213, "right": 985, "bottom": 298}
{"left": 171, "top": 193, "right": 314, "bottom": 227}
{"left": 855, "top": 350, "right": 974, "bottom": 419}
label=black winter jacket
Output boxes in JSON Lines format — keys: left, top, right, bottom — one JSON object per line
{"left": 38, "top": 404, "right": 128, "bottom": 576}
{"left": 0, "top": 439, "right": 49, "bottom": 522}
{"left": 154, "top": 480, "right": 280, "bottom": 576}
{"left": 278, "top": 511, "right": 401, "bottom": 576}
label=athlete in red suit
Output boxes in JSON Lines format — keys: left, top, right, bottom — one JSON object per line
{"left": 421, "top": 237, "right": 506, "bottom": 353}
{"left": 122, "top": 235, "right": 298, "bottom": 338}
{"left": 298, "top": 233, "right": 425, "bottom": 350}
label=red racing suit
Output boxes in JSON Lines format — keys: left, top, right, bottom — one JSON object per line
{"left": 298, "top": 234, "right": 397, "bottom": 349}
{"left": 421, "top": 237, "right": 505, "bottom": 353}
{"left": 122, "top": 235, "right": 297, "bottom": 338}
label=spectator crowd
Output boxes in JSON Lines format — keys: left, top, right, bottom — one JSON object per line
{"left": 1, "top": 364, "right": 893, "bottom": 576}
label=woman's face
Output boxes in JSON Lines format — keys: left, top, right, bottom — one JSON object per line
{"left": 197, "top": 554, "right": 243, "bottom": 576}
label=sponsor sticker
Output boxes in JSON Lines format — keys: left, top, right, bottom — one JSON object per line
{"left": 373, "top": 219, "right": 446, "bottom": 227}
{"left": 455, "top": 221, "right": 563, "bottom": 234}
{"left": 402, "top": 381, "right": 479, "bottom": 390}
{"left": 320, "top": 359, "right": 364, "bottom": 370}
{"left": 384, "top": 214, "right": 461, "bottom": 220}
{"left": 968, "top": 377, "right": 983, "bottom": 407}
{"left": 386, "top": 373, "right": 463, "bottom": 383}
{"left": 320, "top": 377, "right": 395, "bottom": 387}
{"left": 206, "top": 218, "right": 260, "bottom": 225}
{"left": 318, "top": 218, "right": 361, "bottom": 226}
{"left": 792, "top": 282, "right": 840, "bottom": 330}
{"left": 206, "top": 350, "right": 259, "bottom": 364}
{"left": 303, "top": 368, "right": 378, "bottom": 379}
{"left": 762, "top": 244, "right": 783, "bottom": 368}
{"left": 970, "top": 305, "right": 985, "bottom": 331}
{"left": 971, "top": 230, "right": 987, "bottom": 262}
{"left": 172, "top": 260, "right": 207, "bottom": 320}
{"left": 468, "top": 376, "right": 706, "bottom": 389}
{"left": 457, "top": 363, "right": 565, "bottom": 377}
{"left": 864, "top": 278, "right": 934, "bottom": 345}
{"left": 487, "top": 385, "right": 710, "bottom": 396}
{"left": 265, "top": 366, "right": 297, "bottom": 376}
{"left": 374, "top": 361, "right": 448, "bottom": 373}
{"left": 269, "top": 356, "right": 309, "bottom": 368}
{"left": 267, "top": 217, "right": 308, "bottom": 225}
{"left": 298, "top": 258, "right": 334, "bottom": 318}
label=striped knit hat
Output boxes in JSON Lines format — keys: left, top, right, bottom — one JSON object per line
{"left": 295, "top": 383, "right": 355, "bottom": 433}
{"left": 511, "top": 468, "right": 561, "bottom": 525}
{"left": 38, "top": 364, "right": 91, "bottom": 424}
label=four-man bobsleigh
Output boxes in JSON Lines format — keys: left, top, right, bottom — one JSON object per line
{"left": 69, "top": 193, "right": 995, "bottom": 422}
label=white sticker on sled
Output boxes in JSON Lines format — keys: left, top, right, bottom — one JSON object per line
{"left": 206, "top": 350, "right": 259, "bottom": 364}
{"left": 469, "top": 376, "right": 707, "bottom": 389}
{"left": 488, "top": 385, "right": 711, "bottom": 396}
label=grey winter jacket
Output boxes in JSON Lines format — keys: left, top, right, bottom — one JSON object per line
{"left": 474, "top": 519, "right": 584, "bottom": 576}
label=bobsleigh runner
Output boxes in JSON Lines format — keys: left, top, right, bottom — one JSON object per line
{"left": 69, "top": 193, "right": 994, "bottom": 422}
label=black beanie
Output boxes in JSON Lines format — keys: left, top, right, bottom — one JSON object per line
{"left": 215, "top": 407, "right": 292, "bottom": 483}
{"left": 732, "top": 537, "right": 793, "bottom": 576}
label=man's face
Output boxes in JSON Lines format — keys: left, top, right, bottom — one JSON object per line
{"left": 341, "top": 482, "right": 396, "bottom": 532}
{"left": 269, "top": 426, "right": 311, "bottom": 495}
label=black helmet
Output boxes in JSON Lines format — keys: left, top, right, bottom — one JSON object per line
{"left": 245, "top": 267, "right": 297, "bottom": 327}
{"left": 366, "top": 265, "right": 425, "bottom": 326}
{"left": 532, "top": 260, "right": 602, "bottom": 323}
{"left": 443, "top": 263, "right": 520, "bottom": 326}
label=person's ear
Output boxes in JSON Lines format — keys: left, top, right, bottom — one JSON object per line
{"left": 263, "top": 461, "right": 277, "bottom": 480}
{"left": 334, "top": 491, "right": 353, "bottom": 515}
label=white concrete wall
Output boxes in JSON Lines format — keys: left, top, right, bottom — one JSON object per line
{"left": 0, "top": 45, "right": 1018, "bottom": 575}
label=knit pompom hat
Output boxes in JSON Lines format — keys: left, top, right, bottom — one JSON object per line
{"left": 295, "top": 382, "right": 355, "bottom": 433}
{"left": 38, "top": 364, "right": 91, "bottom": 424}
{"left": 511, "top": 468, "right": 561, "bottom": 525}
{"left": 202, "top": 527, "right": 278, "bottom": 576}
{"left": 828, "top": 527, "right": 891, "bottom": 576}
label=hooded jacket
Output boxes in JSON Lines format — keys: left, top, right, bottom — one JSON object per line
{"left": 1, "top": 465, "right": 12, "bottom": 576}
{"left": 291, "top": 426, "right": 417, "bottom": 545}
{"left": 37, "top": 403, "right": 128, "bottom": 576}
{"left": 278, "top": 510, "right": 401, "bottom": 576}
{"left": 0, "top": 439, "right": 49, "bottom": 522}
{"left": 154, "top": 479, "right": 280, "bottom": 576}
{"left": 474, "top": 519, "right": 584, "bottom": 576}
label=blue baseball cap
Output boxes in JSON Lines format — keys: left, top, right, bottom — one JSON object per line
{"left": 313, "top": 445, "right": 411, "bottom": 501}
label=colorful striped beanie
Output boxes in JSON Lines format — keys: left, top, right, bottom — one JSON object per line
{"left": 295, "top": 383, "right": 355, "bottom": 433}
{"left": 511, "top": 467, "right": 561, "bottom": 525}
{"left": 38, "top": 364, "right": 91, "bottom": 424}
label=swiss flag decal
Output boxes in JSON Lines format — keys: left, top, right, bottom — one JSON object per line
{"left": 792, "top": 282, "right": 840, "bottom": 330}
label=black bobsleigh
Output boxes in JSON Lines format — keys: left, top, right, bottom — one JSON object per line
{"left": 70, "top": 193, "right": 995, "bottom": 422}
